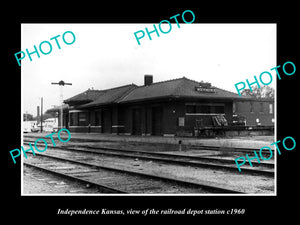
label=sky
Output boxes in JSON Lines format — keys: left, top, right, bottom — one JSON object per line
{"left": 21, "top": 23, "right": 276, "bottom": 116}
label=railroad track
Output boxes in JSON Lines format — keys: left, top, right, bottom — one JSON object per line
{"left": 24, "top": 162, "right": 126, "bottom": 193}
{"left": 189, "top": 145, "right": 274, "bottom": 154}
{"left": 23, "top": 140, "right": 274, "bottom": 177}
{"left": 24, "top": 151, "right": 244, "bottom": 194}
{"left": 24, "top": 135, "right": 274, "bottom": 155}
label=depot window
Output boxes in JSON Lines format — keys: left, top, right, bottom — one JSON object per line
{"left": 250, "top": 102, "right": 254, "bottom": 113}
{"left": 95, "top": 111, "right": 101, "bottom": 126}
{"left": 78, "top": 112, "right": 87, "bottom": 126}
{"left": 70, "top": 113, "right": 76, "bottom": 126}
{"left": 259, "top": 102, "right": 264, "bottom": 113}
{"left": 186, "top": 104, "right": 225, "bottom": 115}
{"left": 269, "top": 103, "right": 273, "bottom": 114}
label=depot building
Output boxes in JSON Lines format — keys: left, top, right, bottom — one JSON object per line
{"left": 47, "top": 75, "right": 274, "bottom": 136}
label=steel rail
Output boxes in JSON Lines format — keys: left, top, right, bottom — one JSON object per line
{"left": 25, "top": 151, "right": 245, "bottom": 194}
{"left": 23, "top": 135, "right": 273, "bottom": 153}
{"left": 24, "top": 162, "right": 127, "bottom": 193}
{"left": 24, "top": 141, "right": 274, "bottom": 177}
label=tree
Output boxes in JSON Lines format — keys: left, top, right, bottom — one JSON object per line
{"left": 240, "top": 86, "right": 274, "bottom": 98}
{"left": 33, "top": 112, "right": 56, "bottom": 122}
{"left": 23, "top": 113, "right": 33, "bottom": 121}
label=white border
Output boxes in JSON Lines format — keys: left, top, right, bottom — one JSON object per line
{"left": 21, "top": 23, "right": 277, "bottom": 197}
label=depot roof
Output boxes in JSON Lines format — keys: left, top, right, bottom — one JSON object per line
{"left": 119, "top": 77, "right": 245, "bottom": 103}
{"left": 45, "top": 104, "right": 69, "bottom": 113}
{"left": 64, "top": 89, "right": 105, "bottom": 104}
{"left": 76, "top": 77, "right": 250, "bottom": 109}
{"left": 77, "top": 84, "right": 137, "bottom": 108}
{"left": 118, "top": 77, "right": 250, "bottom": 103}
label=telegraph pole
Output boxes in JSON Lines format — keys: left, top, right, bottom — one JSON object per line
{"left": 40, "top": 97, "right": 43, "bottom": 132}
{"left": 51, "top": 80, "right": 72, "bottom": 129}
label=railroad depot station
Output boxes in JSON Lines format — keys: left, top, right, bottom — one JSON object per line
{"left": 47, "top": 75, "right": 274, "bottom": 137}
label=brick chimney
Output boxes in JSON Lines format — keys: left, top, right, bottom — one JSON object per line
{"left": 144, "top": 75, "right": 153, "bottom": 86}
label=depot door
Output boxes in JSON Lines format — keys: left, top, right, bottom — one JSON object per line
{"left": 152, "top": 106, "right": 163, "bottom": 135}
{"left": 132, "top": 108, "right": 142, "bottom": 135}
{"left": 102, "top": 109, "right": 111, "bottom": 133}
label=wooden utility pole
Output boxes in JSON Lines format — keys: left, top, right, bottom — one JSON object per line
{"left": 40, "top": 97, "right": 43, "bottom": 132}
{"left": 51, "top": 80, "right": 72, "bottom": 129}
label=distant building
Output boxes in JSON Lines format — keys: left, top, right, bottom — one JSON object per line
{"left": 42, "top": 118, "right": 58, "bottom": 132}
{"left": 48, "top": 75, "right": 274, "bottom": 136}
{"left": 23, "top": 120, "right": 38, "bottom": 133}
{"left": 233, "top": 99, "right": 274, "bottom": 126}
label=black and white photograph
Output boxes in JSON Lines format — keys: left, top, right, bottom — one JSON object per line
{"left": 21, "top": 23, "right": 276, "bottom": 195}
{"left": 4, "top": 4, "right": 298, "bottom": 221}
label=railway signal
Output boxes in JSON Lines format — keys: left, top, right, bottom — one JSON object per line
{"left": 51, "top": 80, "right": 72, "bottom": 129}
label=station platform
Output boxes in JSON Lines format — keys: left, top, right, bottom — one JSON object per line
{"left": 23, "top": 132, "right": 275, "bottom": 150}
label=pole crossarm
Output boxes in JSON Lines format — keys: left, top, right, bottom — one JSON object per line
{"left": 51, "top": 80, "right": 72, "bottom": 86}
